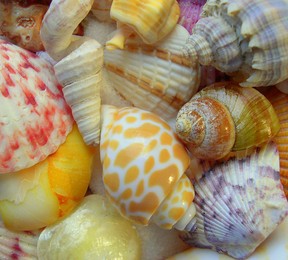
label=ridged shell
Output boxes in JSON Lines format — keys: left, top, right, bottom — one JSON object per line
{"left": 180, "top": 142, "right": 288, "bottom": 259}
{"left": 265, "top": 87, "right": 288, "bottom": 198}
{"left": 40, "top": 0, "right": 103, "bottom": 145}
{"left": 100, "top": 105, "right": 196, "bottom": 230}
{"left": 175, "top": 82, "right": 280, "bottom": 160}
{"left": 0, "top": 220, "right": 40, "bottom": 259}
{"left": 0, "top": 39, "right": 73, "bottom": 174}
{"left": 104, "top": 25, "right": 200, "bottom": 120}
{"left": 182, "top": 0, "right": 288, "bottom": 87}
{"left": 106, "top": 0, "right": 180, "bottom": 49}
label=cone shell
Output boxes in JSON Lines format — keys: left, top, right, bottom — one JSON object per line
{"left": 265, "top": 87, "right": 288, "bottom": 198}
{"left": 100, "top": 105, "right": 195, "bottom": 229}
{"left": 0, "top": 219, "right": 40, "bottom": 259}
{"left": 107, "top": 0, "right": 180, "bottom": 49}
{"left": 0, "top": 39, "right": 73, "bottom": 174}
{"left": 104, "top": 25, "right": 201, "bottom": 120}
{"left": 182, "top": 0, "right": 288, "bottom": 87}
{"left": 175, "top": 82, "right": 280, "bottom": 160}
{"left": 180, "top": 142, "right": 288, "bottom": 259}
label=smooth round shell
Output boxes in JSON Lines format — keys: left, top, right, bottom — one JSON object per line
{"left": 0, "top": 40, "right": 73, "bottom": 173}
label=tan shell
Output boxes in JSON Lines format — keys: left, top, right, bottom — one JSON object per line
{"left": 104, "top": 25, "right": 200, "bottom": 120}
{"left": 182, "top": 0, "right": 288, "bottom": 87}
{"left": 91, "top": 0, "right": 114, "bottom": 23}
{"left": 106, "top": 0, "right": 180, "bottom": 49}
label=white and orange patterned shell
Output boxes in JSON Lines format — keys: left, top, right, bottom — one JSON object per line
{"left": 100, "top": 105, "right": 194, "bottom": 229}
{"left": 0, "top": 39, "right": 73, "bottom": 173}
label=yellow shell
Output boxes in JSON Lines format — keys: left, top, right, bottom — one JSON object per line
{"left": 106, "top": 0, "right": 180, "bottom": 49}
{"left": 176, "top": 82, "right": 280, "bottom": 160}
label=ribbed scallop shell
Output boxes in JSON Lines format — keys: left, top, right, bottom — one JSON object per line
{"left": 106, "top": 0, "right": 180, "bottom": 49}
{"left": 175, "top": 82, "right": 280, "bottom": 160}
{"left": 180, "top": 142, "right": 288, "bottom": 259}
{"left": 0, "top": 39, "right": 73, "bottom": 174}
{"left": 104, "top": 25, "right": 200, "bottom": 120}
{"left": 0, "top": 220, "right": 40, "bottom": 259}
{"left": 100, "top": 105, "right": 196, "bottom": 230}
{"left": 183, "top": 0, "right": 288, "bottom": 87}
{"left": 265, "top": 87, "right": 288, "bottom": 198}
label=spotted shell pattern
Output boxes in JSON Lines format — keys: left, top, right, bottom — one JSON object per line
{"left": 100, "top": 105, "right": 194, "bottom": 229}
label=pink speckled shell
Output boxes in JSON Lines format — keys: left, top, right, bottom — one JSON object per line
{"left": 0, "top": 40, "right": 73, "bottom": 173}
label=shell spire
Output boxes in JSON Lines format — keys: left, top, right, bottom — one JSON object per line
{"left": 182, "top": 0, "right": 288, "bottom": 87}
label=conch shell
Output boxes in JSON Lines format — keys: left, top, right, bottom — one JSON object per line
{"left": 106, "top": 0, "right": 180, "bottom": 50}
{"left": 0, "top": 39, "right": 73, "bottom": 173}
{"left": 182, "top": 0, "right": 288, "bottom": 87}
{"left": 175, "top": 82, "right": 280, "bottom": 160}
{"left": 180, "top": 142, "right": 288, "bottom": 259}
{"left": 104, "top": 25, "right": 200, "bottom": 120}
{"left": 100, "top": 105, "right": 196, "bottom": 231}
{"left": 40, "top": 0, "right": 103, "bottom": 145}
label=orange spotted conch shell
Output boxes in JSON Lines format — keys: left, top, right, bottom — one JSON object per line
{"left": 106, "top": 0, "right": 180, "bottom": 49}
{"left": 175, "top": 82, "right": 280, "bottom": 160}
{"left": 100, "top": 105, "right": 196, "bottom": 230}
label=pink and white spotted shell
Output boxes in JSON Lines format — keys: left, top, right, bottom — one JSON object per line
{"left": 100, "top": 105, "right": 195, "bottom": 230}
{"left": 0, "top": 39, "right": 73, "bottom": 173}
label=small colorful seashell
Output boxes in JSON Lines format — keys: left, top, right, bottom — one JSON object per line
{"left": 0, "top": 39, "right": 73, "bottom": 173}
{"left": 180, "top": 142, "right": 288, "bottom": 259}
{"left": 175, "top": 82, "right": 280, "bottom": 160}
{"left": 100, "top": 105, "right": 196, "bottom": 230}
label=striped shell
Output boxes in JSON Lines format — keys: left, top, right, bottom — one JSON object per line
{"left": 265, "top": 87, "right": 288, "bottom": 198}
{"left": 104, "top": 25, "right": 200, "bottom": 120}
{"left": 0, "top": 39, "right": 73, "bottom": 173}
{"left": 40, "top": 0, "right": 103, "bottom": 145}
{"left": 106, "top": 0, "right": 180, "bottom": 49}
{"left": 100, "top": 105, "right": 196, "bottom": 230}
{"left": 175, "top": 82, "right": 280, "bottom": 160}
{"left": 182, "top": 0, "right": 288, "bottom": 87}
{"left": 180, "top": 142, "right": 288, "bottom": 259}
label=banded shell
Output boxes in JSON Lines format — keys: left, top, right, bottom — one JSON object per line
{"left": 182, "top": 0, "right": 288, "bottom": 87}
{"left": 0, "top": 39, "right": 73, "bottom": 174}
{"left": 104, "top": 25, "right": 201, "bottom": 120}
{"left": 106, "top": 0, "right": 180, "bottom": 49}
{"left": 0, "top": 219, "right": 40, "bottom": 259}
{"left": 180, "top": 142, "right": 288, "bottom": 259}
{"left": 40, "top": 0, "right": 103, "bottom": 145}
{"left": 265, "top": 87, "right": 288, "bottom": 198}
{"left": 100, "top": 105, "right": 196, "bottom": 230}
{"left": 0, "top": 125, "right": 95, "bottom": 231}
{"left": 37, "top": 194, "right": 141, "bottom": 259}
{"left": 175, "top": 82, "right": 280, "bottom": 160}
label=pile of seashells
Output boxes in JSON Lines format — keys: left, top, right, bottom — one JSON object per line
{"left": 0, "top": 0, "right": 288, "bottom": 259}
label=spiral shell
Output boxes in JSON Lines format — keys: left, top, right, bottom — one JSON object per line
{"left": 40, "top": 0, "right": 103, "bottom": 145}
{"left": 100, "top": 105, "right": 196, "bottom": 230}
{"left": 104, "top": 25, "right": 200, "bottom": 120}
{"left": 0, "top": 39, "right": 73, "bottom": 173}
{"left": 106, "top": 0, "right": 180, "bottom": 50}
{"left": 180, "top": 142, "right": 288, "bottom": 259}
{"left": 176, "top": 82, "right": 280, "bottom": 160}
{"left": 182, "top": 0, "right": 288, "bottom": 87}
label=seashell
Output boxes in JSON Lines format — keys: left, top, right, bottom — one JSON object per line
{"left": 0, "top": 125, "right": 95, "bottom": 231}
{"left": 91, "top": 0, "right": 114, "bottom": 23}
{"left": 276, "top": 78, "right": 288, "bottom": 94}
{"left": 180, "top": 142, "right": 288, "bottom": 259}
{"left": 0, "top": 39, "right": 73, "bottom": 174}
{"left": 182, "top": 0, "right": 288, "bottom": 87}
{"left": 104, "top": 25, "right": 201, "bottom": 120}
{"left": 40, "top": 0, "right": 103, "bottom": 145}
{"left": 37, "top": 194, "right": 141, "bottom": 259}
{"left": 265, "top": 87, "right": 288, "bottom": 198}
{"left": 0, "top": 219, "right": 40, "bottom": 259}
{"left": 178, "top": 0, "right": 206, "bottom": 34}
{"left": 106, "top": 0, "right": 180, "bottom": 50}
{"left": 175, "top": 82, "right": 280, "bottom": 160}
{"left": 100, "top": 105, "right": 196, "bottom": 231}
